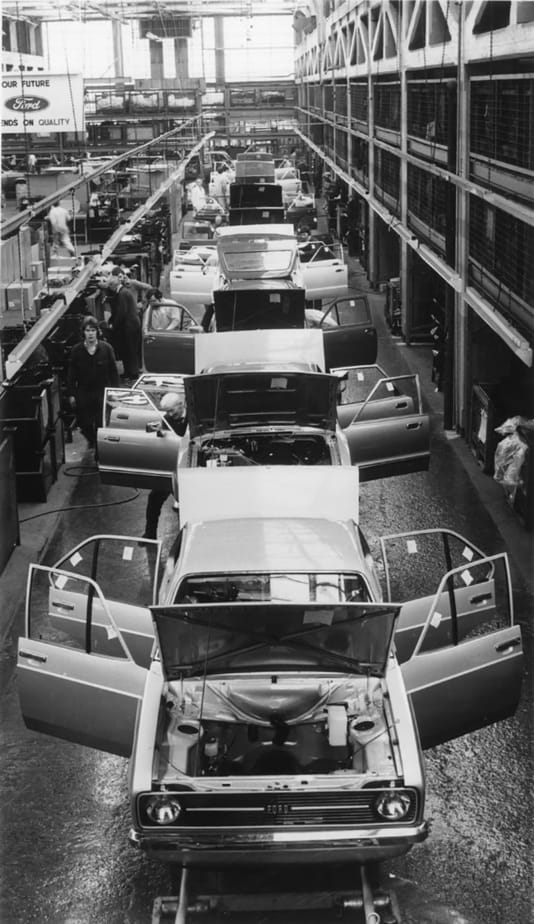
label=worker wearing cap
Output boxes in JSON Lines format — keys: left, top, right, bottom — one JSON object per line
{"left": 67, "top": 315, "right": 119, "bottom": 451}
{"left": 143, "top": 392, "right": 188, "bottom": 540}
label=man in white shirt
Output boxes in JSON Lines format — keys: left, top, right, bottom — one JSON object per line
{"left": 47, "top": 203, "right": 75, "bottom": 255}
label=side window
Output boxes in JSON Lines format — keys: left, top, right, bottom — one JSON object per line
{"left": 53, "top": 536, "right": 161, "bottom": 607}
{"left": 379, "top": 529, "right": 487, "bottom": 603}
{"left": 27, "top": 564, "right": 130, "bottom": 659}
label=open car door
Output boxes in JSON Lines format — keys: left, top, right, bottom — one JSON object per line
{"left": 49, "top": 535, "right": 161, "bottom": 665}
{"left": 400, "top": 553, "right": 523, "bottom": 749}
{"left": 97, "top": 387, "right": 183, "bottom": 490}
{"left": 17, "top": 565, "right": 148, "bottom": 755}
{"left": 142, "top": 303, "right": 203, "bottom": 373}
{"left": 309, "top": 295, "right": 378, "bottom": 367}
{"left": 334, "top": 364, "right": 430, "bottom": 481}
{"left": 168, "top": 255, "right": 217, "bottom": 312}
{"left": 379, "top": 529, "right": 498, "bottom": 662}
{"left": 299, "top": 240, "right": 348, "bottom": 300}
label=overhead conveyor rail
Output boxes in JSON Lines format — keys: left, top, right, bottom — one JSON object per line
{"left": 2, "top": 131, "right": 215, "bottom": 382}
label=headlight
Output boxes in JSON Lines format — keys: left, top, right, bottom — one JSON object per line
{"left": 374, "top": 791, "right": 412, "bottom": 820}
{"left": 145, "top": 795, "right": 182, "bottom": 825}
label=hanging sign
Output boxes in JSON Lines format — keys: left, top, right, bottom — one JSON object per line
{"left": 1, "top": 73, "right": 84, "bottom": 134}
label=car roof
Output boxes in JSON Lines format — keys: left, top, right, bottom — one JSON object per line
{"left": 195, "top": 329, "right": 326, "bottom": 373}
{"left": 173, "top": 517, "right": 364, "bottom": 588}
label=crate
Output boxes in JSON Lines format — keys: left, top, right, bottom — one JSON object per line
{"left": 5, "top": 281, "right": 37, "bottom": 318}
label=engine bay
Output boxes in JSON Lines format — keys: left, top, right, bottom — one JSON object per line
{"left": 157, "top": 675, "right": 399, "bottom": 782}
{"left": 193, "top": 433, "right": 333, "bottom": 467}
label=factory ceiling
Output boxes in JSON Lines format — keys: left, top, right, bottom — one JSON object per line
{"left": 2, "top": 0, "right": 306, "bottom": 23}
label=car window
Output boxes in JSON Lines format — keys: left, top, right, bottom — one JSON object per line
{"left": 174, "top": 572, "right": 370, "bottom": 604}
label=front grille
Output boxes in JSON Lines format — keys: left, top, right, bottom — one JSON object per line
{"left": 138, "top": 788, "right": 419, "bottom": 828}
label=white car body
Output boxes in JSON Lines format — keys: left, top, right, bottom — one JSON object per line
{"left": 18, "top": 466, "right": 523, "bottom": 866}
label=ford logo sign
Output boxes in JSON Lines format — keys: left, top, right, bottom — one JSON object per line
{"left": 6, "top": 96, "right": 49, "bottom": 112}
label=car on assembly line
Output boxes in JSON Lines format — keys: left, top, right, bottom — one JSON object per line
{"left": 168, "top": 224, "right": 349, "bottom": 322}
{"left": 17, "top": 466, "right": 523, "bottom": 867}
{"left": 98, "top": 329, "right": 430, "bottom": 492}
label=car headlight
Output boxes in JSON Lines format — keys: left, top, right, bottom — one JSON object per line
{"left": 374, "top": 791, "right": 412, "bottom": 820}
{"left": 145, "top": 795, "right": 182, "bottom": 825}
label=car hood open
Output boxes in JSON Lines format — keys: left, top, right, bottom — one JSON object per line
{"left": 184, "top": 370, "right": 339, "bottom": 437}
{"left": 151, "top": 602, "right": 400, "bottom": 679}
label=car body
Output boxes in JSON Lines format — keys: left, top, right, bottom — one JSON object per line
{"left": 17, "top": 466, "right": 523, "bottom": 867}
{"left": 98, "top": 331, "right": 429, "bottom": 491}
{"left": 168, "top": 225, "right": 349, "bottom": 313}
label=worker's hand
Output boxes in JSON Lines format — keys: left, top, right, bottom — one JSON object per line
{"left": 68, "top": 396, "right": 76, "bottom": 409}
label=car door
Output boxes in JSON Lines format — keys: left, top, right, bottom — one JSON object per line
{"left": 378, "top": 529, "right": 497, "bottom": 662}
{"left": 319, "top": 295, "right": 378, "bottom": 366}
{"left": 168, "top": 255, "right": 217, "bottom": 308}
{"left": 333, "top": 364, "right": 430, "bottom": 481}
{"left": 49, "top": 535, "right": 161, "bottom": 666}
{"left": 299, "top": 241, "right": 348, "bottom": 299}
{"left": 17, "top": 565, "right": 148, "bottom": 755}
{"left": 400, "top": 553, "right": 523, "bottom": 748}
{"left": 142, "top": 304, "right": 201, "bottom": 373}
{"left": 97, "top": 387, "right": 182, "bottom": 490}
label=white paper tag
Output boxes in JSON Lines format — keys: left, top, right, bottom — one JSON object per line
{"left": 407, "top": 539, "right": 418, "bottom": 554}
{"left": 386, "top": 381, "right": 395, "bottom": 392}
{"left": 69, "top": 552, "right": 82, "bottom": 567}
{"left": 54, "top": 574, "right": 68, "bottom": 589}
{"left": 105, "top": 625, "right": 119, "bottom": 640}
{"left": 430, "top": 610, "right": 442, "bottom": 628}
{"left": 461, "top": 569, "right": 474, "bottom": 586}
{"left": 122, "top": 546, "right": 134, "bottom": 561}
{"left": 462, "top": 546, "right": 475, "bottom": 561}
{"left": 357, "top": 372, "right": 364, "bottom": 381}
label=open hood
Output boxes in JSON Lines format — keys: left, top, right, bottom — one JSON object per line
{"left": 151, "top": 602, "right": 400, "bottom": 679}
{"left": 177, "top": 466, "right": 359, "bottom": 524}
{"left": 184, "top": 370, "right": 339, "bottom": 438}
{"left": 195, "top": 329, "right": 326, "bottom": 374}
{"left": 214, "top": 284, "right": 306, "bottom": 331}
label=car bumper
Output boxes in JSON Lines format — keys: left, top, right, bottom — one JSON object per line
{"left": 129, "top": 821, "right": 429, "bottom": 866}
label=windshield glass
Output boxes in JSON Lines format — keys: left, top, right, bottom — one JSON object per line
{"left": 174, "top": 572, "right": 370, "bottom": 604}
{"left": 152, "top": 602, "right": 398, "bottom": 678}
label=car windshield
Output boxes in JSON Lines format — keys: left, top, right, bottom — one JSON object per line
{"left": 152, "top": 602, "right": 398, "bottom": 678}
{"left": 174, "top": 572, "right": 370, "bottom": 604}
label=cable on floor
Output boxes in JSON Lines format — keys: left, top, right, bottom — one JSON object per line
{"left": 19, "top": 490, "right": 140, "bottom": 523}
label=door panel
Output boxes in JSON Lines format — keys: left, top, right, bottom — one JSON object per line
{"left": 17, "top": 637, "right": 146, "bottom": 755}
{"left": 394, "top": 579, "right": 497, "bottom": 663}
{"left": 98, "top": 391, "right": 181, "bottom": 489}
{"left": 402, "top": 626, "right": 523, "bottom": 749}
{"left": 334, "top": 367, "right": 430, "bottom": 481}
{"left": 301, "top": 259, "right": 348, "bottom": 300}
{"left": 48, "top": 589, "right": 156, "bottom": 667}
{"left": 169, "top": 265, "right": 215, "bottom": 306}
{"left": 324, "top": 325, "right": 378, "bottom": 368}
{"left": 142, "top": 329, "right": 196, "bottom": 374}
